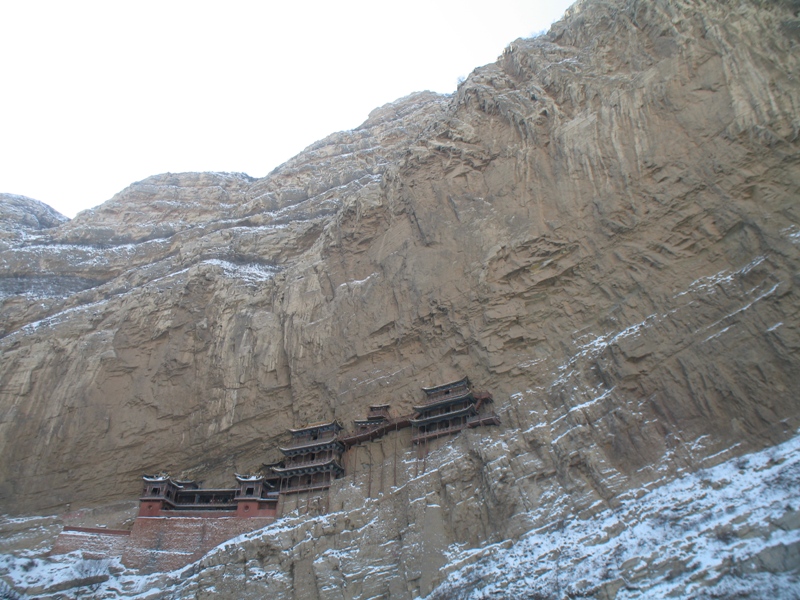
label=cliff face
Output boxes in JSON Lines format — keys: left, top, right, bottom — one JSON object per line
{"left": 1, "top": 0, "right": 800, "bottom": 597}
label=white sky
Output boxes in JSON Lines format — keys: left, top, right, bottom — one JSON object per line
{"left": 0, "top": 1, "right": 574, "bottom": 218}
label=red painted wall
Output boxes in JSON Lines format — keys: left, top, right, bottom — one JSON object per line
{"left": 236, "top": 500, "right": 278, "bottom": 518}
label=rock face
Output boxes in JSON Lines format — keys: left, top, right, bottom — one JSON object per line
{"left": 1, "top": 0, "right": 800, "bottom": 597}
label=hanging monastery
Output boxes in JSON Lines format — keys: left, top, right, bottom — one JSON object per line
{"left": 51, "top": 377, "right": 499, "bottom": 572}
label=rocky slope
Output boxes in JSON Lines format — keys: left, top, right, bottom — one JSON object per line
{"left": 4, "top": 428, "right": 797, "bottom": 598}
{"left": 1, "top": 0, "right": 800, "bottom": 596}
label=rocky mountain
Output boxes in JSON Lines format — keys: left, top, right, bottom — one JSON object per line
{"left": 1, "top": 0, "right": 799, "bottom": 597}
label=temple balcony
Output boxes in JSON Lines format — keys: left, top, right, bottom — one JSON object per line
{"left": 410, "top": 405, "right": 476, "bottom": 426}
{"left": 411, "top": 422, "right": 468, "bottom": 445}
{"left": 149, "top": 493, "right": 238, "bottom": 511}
{"left": 283, "top": 454, "right": 335, "bottom": 469}
{"left": 167, "top": 502, "right": 237, "bottom": 511}
{"left": 411, "top": 411, "right": 501, "bottom": 444}
{"left": 272, "top": 458, "right": 344, "bottom": 476}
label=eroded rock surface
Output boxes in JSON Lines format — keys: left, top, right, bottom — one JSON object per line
{"left": 1, "top": 0, "right": 799, "bottom": 596}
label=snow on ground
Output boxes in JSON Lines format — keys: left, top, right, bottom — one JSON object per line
{"left": 427, "top": 432, "right": 800, "bottom": 599}
{"left": 1, "top": 435, "right": 798, "bottom": 598}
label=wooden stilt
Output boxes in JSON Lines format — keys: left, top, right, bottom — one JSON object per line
{"left": 414, "top": 435, "right": 420, "bottom": 479}
{"left": 393, "top": 422, "right": 398, "bottom": 488}
{"left": 367, "top": 445, "right": 373, "bottom": 499}
{"left": 379, "top": 443, "right": 385, "bottom": 495}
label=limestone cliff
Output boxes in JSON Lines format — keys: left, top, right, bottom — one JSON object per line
{"left": 1, "top": 0, "right": 800, "bottom": 597}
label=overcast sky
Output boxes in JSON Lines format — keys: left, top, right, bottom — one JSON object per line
{"left": 0, "top": 1, "right": 574, "bottom": 218}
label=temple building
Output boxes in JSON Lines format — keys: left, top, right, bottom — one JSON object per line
{"left": 273, "top": 421, "right": 345, "bottom": 493}
{"left": 233, "top": 474, "right": 280, "bottom": 517}
{"left": 136, "top": 378, "right": 497, "bottom": 516}
{"left": 138, "top": 474, "right": 278, "bottom": 518}
{"left": 60, "top": 376, "right": 500, "bottom": 573}
{"left": 410, "top": 377, "right": 499, "bottom": 445}
{"left": 354, "top": 404, "right": 391, "bottom": 433}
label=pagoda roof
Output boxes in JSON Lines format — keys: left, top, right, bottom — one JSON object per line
{"left": 172, "top": 479, "right": 199, "bottom": 489}
{"left": 142, "top": 475, "right": 200, "bottom": 489}
{"left": 421, "top": 376, "right": 471, "bottom": 394}
{"left": 235, "top": 474, "right": 264, "bottom": 483}
{"left": 288, "top": 420, "right": 343, "bottom": 434}
{"left": 413, "top": 389, "right": 475, "bottom": 412}
{"left": 280, "top": 436, "right": 343, "bottom": 454}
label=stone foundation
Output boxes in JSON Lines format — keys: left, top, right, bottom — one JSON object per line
{"left": 122, "top": 516, "right": 273, "bottom": 573}
{"left": 50, "top": 527, "right": 131, "bottom": 559}
{"left": 51, "top": 517, "right": 274, "bottom": 573}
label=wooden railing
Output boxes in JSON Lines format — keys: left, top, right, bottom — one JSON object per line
{"left": 411, "top": 411, "right": 500, "bottom": 444}
{"left": 340, "top": 414, "right": 414, "bottom": 448}
{"left": 411, "top": 422, "right": 468, "bottom": 444}
{"left": 168, "top": 500, "right": 237, "bottom": 510}
{"left": 276, "top": 458, "right": 343, "bottom": 473}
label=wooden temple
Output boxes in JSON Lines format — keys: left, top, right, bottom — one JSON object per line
{"left": 57, "top": 376, "right": 502, "bottom": 575}
{"left": 410, "top": 377, "right": 499, "bottom": 445}
{"left": 273, "top": 421, "right": 345, "bottom": 494}
{"left": 138, "top": 473, "right": 278, "bottom": 518}
{"left": 136, "top": 376, "right": 498, "bottom": 519}
{"left": 354, "top": 404, "right": 391, "bottom": 432}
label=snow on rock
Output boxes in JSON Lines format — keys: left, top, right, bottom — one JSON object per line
{"left": 1, "top": 434, "right": 797, "bottom": 599}
{"left": 202, "top": 259, "right": 280, "bottom": 282}
{"left": 427, "top": 433, "right": 800, "bottom": 599}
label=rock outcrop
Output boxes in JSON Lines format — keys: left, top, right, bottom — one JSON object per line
{"left": 1, "top": 0, "right": 799, "bottom": 597}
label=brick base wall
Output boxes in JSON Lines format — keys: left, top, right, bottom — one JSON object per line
{"left": 122, "top": 516, "right": 273, "bottom": 573}
{"left": 51, "top": 517, "right": 274, "bottom": 573}
{"left": 50, "top": 527, "right": 131, "bottom": 559}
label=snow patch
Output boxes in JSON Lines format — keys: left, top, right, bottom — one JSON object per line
{"left": 428, "top": 433, "right": 800, "bottom": 599}
{"left": 202, "top": 259, "right": 279, "bottom": 282}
